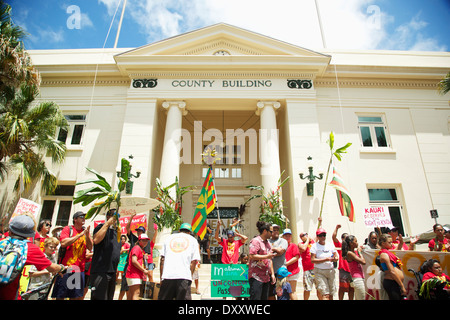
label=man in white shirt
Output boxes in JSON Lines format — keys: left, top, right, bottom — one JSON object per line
{"left": 158, "top": 223, "right": 201, "bottom": 300}
{"left": 310, "top": 227, "right": 338, "bottom": 300}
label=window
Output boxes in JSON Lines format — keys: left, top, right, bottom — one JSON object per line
{"left": 40, "top": 185, "right": 75, "bottom": 226}
{"left": 368, "top": 187, "right": 406, "bottom": 236}
{"left": 202, "top": 167, "right": 242, "bottom": 179}
{"left": 358, "top": 115, "right": 390, "bottom": 148}
{"left": 57, "top": 115, "right": 86, "bottom": 146}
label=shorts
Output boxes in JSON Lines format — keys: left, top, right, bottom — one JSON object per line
{"left": 126, "top": 277, "right": 142, "bottom": 287}
{"left": 158, "top": 279, "right": 192, "bottom": 300}
{"left": 339, "top": 269, "right": 352, "bottom": 289}
{"left": 249, "top": 277, "right": 270, "bottom": 300}
{"left": 314, "top": 268, "right": 336, "bottom": 296}
{"left": 287, "top": 272, "right": 300, "bottom": 282}
{"left": 51, "top": 271, "right": 85, "bottom": 299}
{"left": 303, "top": 269, "right": 315, "bottom": 292}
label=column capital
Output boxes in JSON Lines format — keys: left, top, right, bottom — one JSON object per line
{"left": 256, "top": 101, "right": 280, "bottom": 115}
{"left": 162, "top": 101, "right": 187, "bottom": 115}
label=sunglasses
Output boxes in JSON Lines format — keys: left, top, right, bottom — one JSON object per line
{"left": 318, "top": 233, "right": 327, "bottom": 237}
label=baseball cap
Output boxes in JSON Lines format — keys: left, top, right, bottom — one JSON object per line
{"left": 136, "top": 226, "right": 146, "bottom": 233}
{"left": 138, "top": 234, "right": 150, "bottom": 241}
{"left": 316, "top": 228, "right": 327, "bottom": 236}
{"left": 276, "top": 266, "right": 292, "bottom": 279}
{"left": 180, "top": 223, "right": 192, "bottom": 232}
{"left": 282, "top": 229, "right": 292, "bottom": 236}
{"left": 9, "top": 215, "right": 36, "bottom": 238}
{"left": 73, "top": 211, "right": 86, "bottom": 219}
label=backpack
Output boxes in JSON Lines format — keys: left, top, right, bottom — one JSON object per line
{"left": 57, "top": 226, "right": 73, "bottom": 264}
{"left": 0, "top": 237, "right": 29, "bottom": 285}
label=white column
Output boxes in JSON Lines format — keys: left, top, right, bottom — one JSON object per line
{"left": 159, "top": 101, "right": 186, "bottom": 191}
{"left": 257, "top": 101, "right": 281, "bottom": 193}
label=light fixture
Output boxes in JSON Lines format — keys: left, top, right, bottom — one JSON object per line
{"left": 116, "top": 155, "right": 141, "bottom": 194}
{"left": 299, "top": 156, "right": 323, "bottom": 196}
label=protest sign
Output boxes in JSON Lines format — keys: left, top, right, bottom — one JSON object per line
{"left": 11, "top": 198, "right": 41, "bottom": 221}
{"left": 211, "top": 264, "right": 249, "bottom": 298}
{"left": 363, "top": 206, "right": 394, "bottom": 229}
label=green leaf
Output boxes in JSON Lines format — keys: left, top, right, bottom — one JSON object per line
{"left": 328, "top": 131, "right": 335, "bottom": 150}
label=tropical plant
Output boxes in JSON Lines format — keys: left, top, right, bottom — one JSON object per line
{"left": 0, "top": 83, "right": 68, "bottom": 193}
{"left": 73, "top": 157, "right": 131, "bottom": 222}
{"left": 152, "top": 177, "right": 194, "bottom": 231}
{"left": 438, "top": 72, "right": 450, "bottom": 96}
{"left": 0, "top": 1, "right": 40, "bottom": 94}
{"left": 244, "top": 171, "right": 290, "bottom": 230}
{"left": 318, "top": 132, "right": 352, "bottom": 226}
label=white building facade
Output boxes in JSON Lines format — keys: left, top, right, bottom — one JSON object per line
{"left": 1, "top": 24, "right": 449, "bottom": 249}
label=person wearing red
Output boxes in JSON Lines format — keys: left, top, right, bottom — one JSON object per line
{"left": 282, "top": 229, "right": 300, "bottom": 300}
{"left": 51, "top": 211, "right": 92, "bottom": 300}
{"left": 428, "top": 224, "right": 449, "bottom": 252}
{"left": 0, "top": 215, "right": 65, "bottom": 300}
{"left": 332, "top": 224, "right": 353, "bottom": 300}
{"left": 125, "top": 233, "right": 150, "bottom": 300}
{"left": 34, "top": 219, "right": 52, "bottom": 251}
{"left": 299, "top": 231, "right": 318, "bottom": 300}
{"left": 214, "top": 219, "right": 248, "bottom": 264}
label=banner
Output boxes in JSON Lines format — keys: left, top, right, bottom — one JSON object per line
{"left": 11, "top": 198, "right": 41, "bottom": 221}
{"left": 361, "top": 250, "right": 449, "bottom": 300}
{"left": 94, "top": 213, "right": 147, "bottom": 235}
{"left": 210, "top": 264, "right": 249, "bottom": 298}
{"left": 362, "top": 206, "right": 393, "bottom": 229}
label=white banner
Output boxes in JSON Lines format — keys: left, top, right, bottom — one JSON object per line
{"left": 11, "top": 198, "right": 41, "bottom": 221}
{"left": 361, "top": 250, "right": 449, "bottom": 300}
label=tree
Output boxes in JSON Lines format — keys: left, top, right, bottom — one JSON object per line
{"left": 438, "top": 72, "right": 450, "bottom": 96}
{"left": 0, "top": 1, "right": 40, "bottom": 94}
{"left": 0, "top": 83, "right": 68, "bottom": 193}
{"left": 318, "top": 132, "right": 352, "bottom": 227}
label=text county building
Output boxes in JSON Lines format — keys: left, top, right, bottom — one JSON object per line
{"left": 2, "top": 24, "right": 449, "bottom": 249}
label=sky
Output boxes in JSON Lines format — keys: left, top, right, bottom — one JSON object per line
{"left": 6, "top": 0, "right": 450, "bottom": 52}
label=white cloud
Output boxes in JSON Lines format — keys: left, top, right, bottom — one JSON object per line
{"left": 99, "top": 0, "right": 447, "bottom": 52}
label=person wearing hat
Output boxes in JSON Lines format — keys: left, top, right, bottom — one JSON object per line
{"left": 125, "top": 233, "right": 150, "bottom": 300}
{"left": 52, "top": 210, "right": 92, "bottom": 300}
{"left": 120, "top": 213, "right": 157, "bottom": 296}
{"left": 310, "top": 227, "right": 338, "bottom": 300}
{"left": 90, "top": 208, "right": 122, "bottom": 300}
{"left": 274, "top": 266, "right": 294, "bottom": 300}
{"left": 0, "top": 215, "right": 66, "bottom": 300}
{"left": 282, "top": 228, "right": 300, "bottom": 300}
{"left": 214, "top": 219, "right": 248, "bottom": 264}
{"left": 158, "top": 222, "right": 201, "bottom": 300}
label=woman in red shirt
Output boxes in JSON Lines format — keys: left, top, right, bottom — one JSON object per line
{"left": 282, "top": 229, "right": 300, "bottom": 300}
{"left": 125, "top": 234, "right": 150, "bottom": 300}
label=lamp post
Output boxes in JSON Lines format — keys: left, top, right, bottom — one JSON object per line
{"left": 116, "top": 155, "right": 141, "bottom": 194}
{"left": 299, "top": 156, "right": 323, "bottom": 196}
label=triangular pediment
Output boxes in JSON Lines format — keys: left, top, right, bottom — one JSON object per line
{"left": 114, "top": 23, "right": 331, "bottom": 77}
{"left": 117, "top": 23, "right": 328, "bottom": 57}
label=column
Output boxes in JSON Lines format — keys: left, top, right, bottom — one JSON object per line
{"left": 159, "top": 101, "right": 187, "bottom": 192}
{"left": 256, "top": 101, "right": 281, "bottom": 193}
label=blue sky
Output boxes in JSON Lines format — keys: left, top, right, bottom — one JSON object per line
{"left": 7, "top": 0, "right": 450, "bottom": 52}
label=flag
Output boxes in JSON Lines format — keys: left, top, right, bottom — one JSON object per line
{"left": 329, "top": 167, "right": 355, "bottom": 222}
{"left": 192, "top": 167, "right": 216, "bottom": 239}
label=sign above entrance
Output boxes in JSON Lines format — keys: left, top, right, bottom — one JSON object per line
{"left": 131, "top": 78, "right": 313, "bottom": 90}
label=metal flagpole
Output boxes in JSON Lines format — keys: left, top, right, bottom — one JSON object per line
{"left": 114, "top": 0, "right": 127, "bottom": 48}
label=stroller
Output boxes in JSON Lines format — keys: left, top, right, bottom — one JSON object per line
{"left": 21, "top": 270, "right": 65, "bottom": 300}
{"left": 409, "top": 260, "right": 450, "bottom": 301}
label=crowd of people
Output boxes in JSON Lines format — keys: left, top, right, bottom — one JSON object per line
{"left": 0, "top": 210, "right": 449, "bottom": 301}
{"left": 211, "top": 218, "right": 450, "bottom": 301}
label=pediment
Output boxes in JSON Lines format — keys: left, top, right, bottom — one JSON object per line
{"left": 114, "top": 23, "right": 331, "bottom": 77}
{"left": 116, "top": 23, "right": 328, "bottom": 58}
